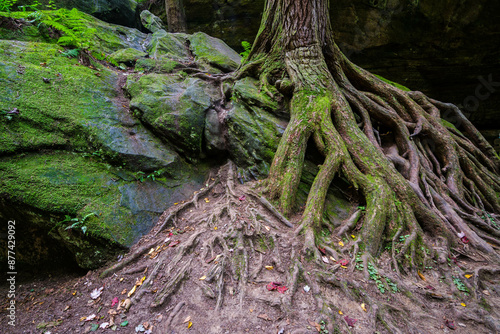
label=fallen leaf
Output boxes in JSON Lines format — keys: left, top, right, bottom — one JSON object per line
{"left": 264, "top": 225, "right": 270, "bottom": 231}
{"left": 344, "top": 316, "right": 357, "bottom": 327}
{"left": 72, "top": 291, "right": 77, "bottom": 296}
{"left": 90, "top": 323, "right": 99, "bottom": 331}
{"left": 85, "top": 314, "right": 96, "bottom": 321}
{"left": 308, "top": 320, "right": 321, "bottom": 332}
{"left": 199, "top": 276, "right": 206, "bottom": 280}
{"left": 351, "top": 235, "right": 356, "bottom": 239}
{"left": 464, "top": 274, "right": 472, "bottom": 279}
{"left": 111, "top": 297, "right": 119, "bottom": 307}
{"left": 277, "top": 286, "right": 288, "bottom": 294}
{"left": 169, "top": 240, "right": 180, "bottom": 247}
{"left": 121, "top": 289, "right": 127, "bottom": 295}
{"left": 266, "top": 282, "right": 280, "bottom": 291}
{"left": 63, "top": 305, "right": 70, "bottom": 312}
{"left": 339, "top": 241, "right": 344, "bottom": 247}
{"left": 90, "top": 287, "right": 103, "bottom": 300}
{"left": 329, "top": 256, "right": 336, "bottom": 262}
{"left": 100, "top": 322, "right": 109, "bottom": 329}
{"left": 128, "top": 285, "right": 137, "bottom": 297}
{"left": 183, "top": 316, "right": 191, "bottom": 324}
{"left": 187, "top": 321, "right": 193, "bottom": 329}
{"left": 417, "top": 270, "right": 426, "bottom": 281}
{"left": 361, "top": 303, "right": 367, "bottom": 312}
{"left": 424, "top": 285, "right": 435, "bottom": 290}
{"left": 238, "top": 195, "right": 246, "bottom": 201}
{"left": 214, "top": 226, "right": 218, "bottom": 230}
{"left": 257, "top": 314, "right": 271, "bottom": 321}
{"left": 338, "top": 310, "right": 343, "bottom": 315}
{"left": 317, "top": 246, "right": 326, "bottom": 255}
{"left": 483, "top": 290, "right": 490, "bottom": 296}
{"left": 322, "top": 256, "right": 329, "bottom": 264}
{"left": 265, "top": 266, "right": 274, "bottom": 270}
{"left": 461, "top": 303, "right": 466, "bottom": 307}
{"left": 121, "top": 320, "right": 129, "bottom": 327}
{"left": 303, "top": 285, "right": 311, "bottom": 292}
{"left": 339, "top": 259, "right": 349, "bottom": 266}
{"left": 341, "top": 265, "right": 348, "bottom": 269}
{"left": 445, "top": 319, "right": 456, "bottom": 330}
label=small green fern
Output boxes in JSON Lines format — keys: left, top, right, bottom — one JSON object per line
{"left": 0, "top": 0, "right": 18, "bottom": 12}
{"left": 42, "top": 9, "right": 96, "bottom": 50}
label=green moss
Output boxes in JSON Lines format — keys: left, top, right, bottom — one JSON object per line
{"left": 374, "top": 74, "right": 410, "bottom": 91}
{"left": 0, "top": 152, "right": 139, "bottom": 245}
{"left": 0, "top": 39, "right": 119, "bottom": 154}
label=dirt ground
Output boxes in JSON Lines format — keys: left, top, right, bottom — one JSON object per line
{"left": 1, "top": 163, "right": 499, "bottom": 334}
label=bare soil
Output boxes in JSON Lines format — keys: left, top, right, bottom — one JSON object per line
{"left": 1, "top": 163, "right": 499, "bottom": 334}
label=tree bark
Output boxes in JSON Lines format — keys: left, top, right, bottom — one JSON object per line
{"left": 238, "top": 0, "right": 500, "bottom": 263}
{"left": 165, "top": 0, "right": 187, "bottom": 33}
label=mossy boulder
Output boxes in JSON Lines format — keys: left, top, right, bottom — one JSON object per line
{"left": 189, "top": 32, "right": 241, "bottom": 72}
{"left": 126, "top": 74, "right": 219, "bottom": 157}
{"left": 146, "top": 30, "right": 189, "bottom": 61}
{"left": 140, "top": 9, "right": 166, "bottom": 33}
{"left": 0, "top": 11, "right": 214, "bottom": 269}
{"left": 108, "top": 48, "right": 147, "bottom": 66}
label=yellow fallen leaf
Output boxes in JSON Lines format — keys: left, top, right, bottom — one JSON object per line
{"left": 461, "top": 303, "right": 466, "bottom": 307}
{"left": 361, "top": 303, "right": 367, "bottom": 312}
{"left": 465, "top": 274, "right": 472, "bottom": 279}
{"left": 341, "top": 265, "right": 348, "bottom": 269}
{"left": 187, "top": 321, "right": 192, "bottom": 329}
{"left": 351, "top": 235, "right": 356, "bottom": 239}
{"left": 72, "top": 291, "right": 77, "bottom": 296}
{"left": 174, "top": 203, "right": 178, "bottom": 205}
{"left": 80, "top": 316, "right": 86, "bottom": 322}
{"left": 339, "top": 241, "right": 344, "bottom": 247}
{"left": 119, "top": 277, "right": 124, "bottom": 282}
{"left": 417, "top": 270, "right": 426, "bottom": 281}
{"left": 199, "top": 276, "right": 206, "bottom": 280}
{"left": 127, "top": 285, "right": 137, "bottom": 297}
{"left": 329, "top": 256, "right": 336, "bottom": 262}
{"left": 121, "top": 289, "right": 127, "bottom": 295}
{"left": 214, "top": 226, "right": 218, "bottom": 230}
{"left": 338, "top": 310, "right": 343, "bottom": 315}
{"left": 265, "top": 266, "right": 274, "bottom": 270}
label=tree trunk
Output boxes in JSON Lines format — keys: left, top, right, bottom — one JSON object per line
{"left": 239, "top": 0, "right": 500, "bottom": 263}
{"left": 165, "top": 0, "right": 187, "bottom": 33}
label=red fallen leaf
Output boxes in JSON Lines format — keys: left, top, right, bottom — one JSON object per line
{"left": 424, "top": 285, "right": 435, "bottom": 290}
{"left": 238, "top": 195, "right": 246, "bottom": 201}
{"left": 445, "top": 319, "right": 456, "bottom": 330}
{"left": 344, "top": 316, "right": 357, "bottom": 327}
{"left": 317, "top": 246, "right": 326, "bottom": 255}
{"left": 461, "top": 236, "right": 469, "bottom": 244}
{"left": 277, "top": 286, "right": 288, "bottom": 294}
{"left": 111, "top": 297, "right": 119, "bottom": 307}
{"left": 266, "top": 282, "right": 281, "bottom": 291}
{"left": 169, "top": 240, "right": 180, "bottom": 247}
{"left": 339, "top": 259, "right": 349, "bottom": 266}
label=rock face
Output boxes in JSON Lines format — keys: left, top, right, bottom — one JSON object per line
{"left": 0, "top": 9, "right": 281, "bottom": 270}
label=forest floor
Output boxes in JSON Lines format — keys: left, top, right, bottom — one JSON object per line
{"left": 1, "top": 163, "right": 499, "bottom": 334}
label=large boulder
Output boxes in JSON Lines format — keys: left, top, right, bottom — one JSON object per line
{"left": 0, "top": 14, "right": 211, "bottom": 269}
{"left": 126, "top": 74, "right": 219, "bottom": 157}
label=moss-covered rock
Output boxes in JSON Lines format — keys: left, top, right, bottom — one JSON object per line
{"left": 0, "top": 152, "right": 209, "bottom": 268}
{"left": 146, "top": 30, "right": 189, "bottom": 61}
{"left": 189, "top": 32, "right": 241, "bottom": 72}
{"left": 140, "top": 9, "right": 166, "bottom": 33}
{"left": 126, "top": 74, "right": 219, "bottom": 157}
{"left": 108, "top": 48, "right": 147, "bottom": 66}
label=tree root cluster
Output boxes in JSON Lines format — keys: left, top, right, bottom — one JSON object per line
{"left": 96, "top": 162, "right": 499, "bottom": 333}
